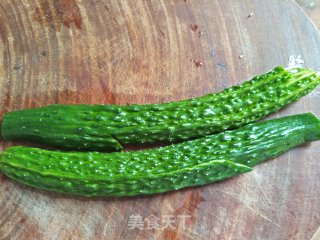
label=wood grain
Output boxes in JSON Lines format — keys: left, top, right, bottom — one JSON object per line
{"left": 296, "top": 0, "right": 320, "bottom": 29}
{"left": 0, "top": 0, "right": 320, "bottom": 239}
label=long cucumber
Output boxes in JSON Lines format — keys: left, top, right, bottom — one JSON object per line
{"left": 1, "top": 113, "right": 319, "bottom": 197}
{"left": 1, "top": 66, "right": 320, "bottom": 151}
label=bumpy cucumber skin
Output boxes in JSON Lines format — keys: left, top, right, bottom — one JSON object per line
{"left": 1, "top": 67, "right": 320, "bottom": 151}
{"left": 1, "top": 113, "right": 319, "bottom": 197}
{"left": 0, "top": 157, "right": 251, "bottom": 197}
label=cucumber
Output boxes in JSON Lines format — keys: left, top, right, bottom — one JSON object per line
{"left": 1, "top": 113, "right": 319, "bottom": 197}
{"left": 1, "top": 66, "right": 320, "bottom": 151}
{"left": 0, "top": 157, "right": 252, "bottom": 197}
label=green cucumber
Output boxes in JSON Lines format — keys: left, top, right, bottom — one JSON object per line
{"left": 1, "top": 113, "right": 319, "bottom": 197}
{"left": 0, "top": 158, "right": 251, "bottom": 197}
{"left": 1, "top": 66, "right": 320, "bottom": 151}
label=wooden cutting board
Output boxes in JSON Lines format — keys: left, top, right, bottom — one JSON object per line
{"left": 0, "top": 0, "right": 320, "bottom": 239}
